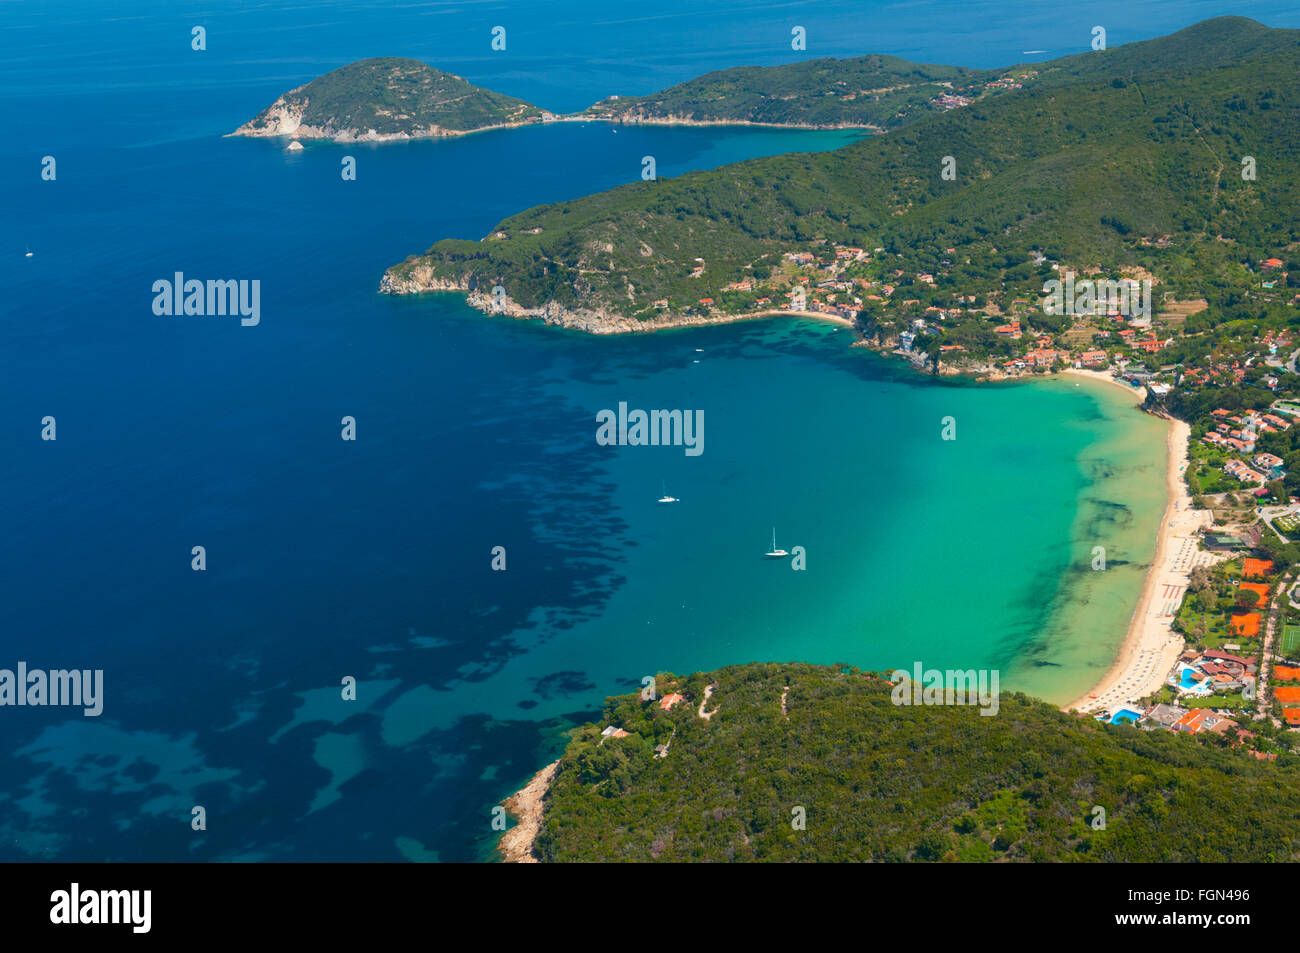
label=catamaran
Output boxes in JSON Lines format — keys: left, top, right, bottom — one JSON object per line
{"left": 657, "top": 480, "right": 679, "bottom": 504}
{"left": 764, "top": 527, "right": 788, "bottom": 559}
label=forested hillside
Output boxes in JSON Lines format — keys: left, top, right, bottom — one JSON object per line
{"left": 582, "top": 54, "right": 979, "bottom": 128}
{"left": 533, "top": 663, "right": 1300, "bottom": 862}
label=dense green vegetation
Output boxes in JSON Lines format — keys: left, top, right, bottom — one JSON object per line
{"left": 387, "top": 18, "right": 1300, "bottom": 326}
{"left": 534, "top": 663, "right": 1300, "bottom": 862}
{"left": 238, "top": 57, "right": 542, "bottom": 135}
{"left": 582, "top": 54, "right": 978, "bottom": 128}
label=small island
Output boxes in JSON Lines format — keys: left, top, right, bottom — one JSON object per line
{"left": 229, "top": 57, "right": 548, "bottom": 142}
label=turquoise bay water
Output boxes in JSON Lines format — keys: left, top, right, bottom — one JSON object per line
{"left": 0, "top": 0, "right": 1215, "bottom": 862}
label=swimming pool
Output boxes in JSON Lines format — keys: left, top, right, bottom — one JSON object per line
{"left": 1178, "top": 666, "right": 1204, "bottom": 690}
{"left": 1109, "top": 708, "right": 1142, "bottom": 724}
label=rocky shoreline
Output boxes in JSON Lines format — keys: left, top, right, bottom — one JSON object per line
{"left": 231, "top": 100, "right": 881, "bottom": 144}
{"left": 497, "top": 760, "right": 559, "bottom": 863}
{"left": 228, "top": 101, "right": 537, "bottom": 142}
{"left": 378, "top": 268, "right": 856, "bottom": 335}
{"left": 577, "top": 112, "right": 881, "bottom": 133}
{"left": 378, "top": 268, "right": 1047, "bottom": 385}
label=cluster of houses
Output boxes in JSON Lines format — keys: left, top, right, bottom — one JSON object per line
{"left": 930, "top": 93, "right": 970, "bottom": 110}
{"left": 1222, "top": 458, "right": 1270, "bottom": 485}
{"left": 687, "top": 247, "right": 884, "bottom": 319}
{"left": 924, "top": 70, "right": 1038, "bottom": 111}
{"left": 984, "top": 70, "right": 1036, "bottom": 90}
{"left": 1199, "top": 407, "right": 1292, "bottom": 486}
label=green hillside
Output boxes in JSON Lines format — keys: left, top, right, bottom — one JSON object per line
{"left": 582, "top": 54, "right": 980, "bottom": 129}
{"left": 532, "top": 663, "right": 1300, "bottom": 862}
{"left": 384, "top": 18, "right": 1300, "bottom": 324}
{"left": 234, "top": 57, "right": 543, "bottom": 137}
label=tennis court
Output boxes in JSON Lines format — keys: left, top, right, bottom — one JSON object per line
{"left": 1284, "top": 625, "right": 1300, "bottom": 657}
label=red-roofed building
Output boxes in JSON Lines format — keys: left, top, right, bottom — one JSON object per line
{"left": 1204, "top": 650, "right": 1252, "bottom": 668}
{"left": 658, "top": 692, "right": 685, "bottom": 711}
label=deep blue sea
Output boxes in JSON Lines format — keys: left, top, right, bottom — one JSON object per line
{"left": 2, "top": 0, "right": 1297, "bottom": 862}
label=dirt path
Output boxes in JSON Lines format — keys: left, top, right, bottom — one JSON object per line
{"left": 698, "top": 683, "right": 717, "bottom": 720}
{"left": 780, "top": 685, "right": 789, "bottom": 718}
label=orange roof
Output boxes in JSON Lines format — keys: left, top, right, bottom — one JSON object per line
{"left": 1230, "top": 612, "right": 1261, "bottom": 637}
{"left": 658, "top": 692, "right": 685, "bottom": 711}
{"left": 1173, "top": 709, "right": 1214, "bottom": 733}
{"left": 1243, "top": 558, "right": 1274, "bottom": 579}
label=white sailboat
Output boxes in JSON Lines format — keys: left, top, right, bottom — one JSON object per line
{"left": 24, "top": 246, "right": 33, "bottom": 258}
{"left": 657, "top": 480, "right": 679, "bottom": 504}
{"left": 764, "top": 527, "right": 788, "bottom": 559}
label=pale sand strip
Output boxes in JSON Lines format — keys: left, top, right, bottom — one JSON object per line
{"left": 1060, "top": 369, "right": 1212, "bottom": 712}
{"left": 498, "top": 760, "right": 559, "bottom": 863}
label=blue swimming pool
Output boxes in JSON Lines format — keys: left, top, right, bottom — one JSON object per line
{"left": 1109, "top": 708, "right": 1142, "bottom": 724}
{"left": 1179, "top": 667, "right": 1203, "bottom": 690}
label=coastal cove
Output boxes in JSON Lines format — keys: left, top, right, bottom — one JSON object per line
{"left": 397, "top": 310, "right": 1170, "bottom": 860}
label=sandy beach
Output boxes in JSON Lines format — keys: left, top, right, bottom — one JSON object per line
{"left": 1061, "top": 369, "right": 1212, "bottom": 712}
